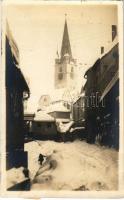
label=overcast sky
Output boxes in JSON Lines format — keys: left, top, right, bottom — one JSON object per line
{"left": 5, "top": 3, "right": 118, "bottom": 111}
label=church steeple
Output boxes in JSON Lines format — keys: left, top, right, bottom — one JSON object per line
{"left": 55, "top": 15, "right": 76, "bottom": 89}
{"left": 60, "top": 16, "right": 72, "bottom": 59}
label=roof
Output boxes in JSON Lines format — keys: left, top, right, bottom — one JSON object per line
{"left": 84, "top": 43, "right": 118, "bottom": 79}
{"left": 6, "top": 25, "right": 30, "bottom": 95}
{"left": 82, "top": 43, "right": 118, "bottom": 93}
{"left": 24, "top": 112, "right": 35, "bottom": 121}
{"left": 84, "top": 59, "right": 100, "bottom": 78}
{"left": 56, "top": 118, "right": 70, "bottom": 123}
{"left": 100, "top": 42, "right": 119, "bottom": 59}
{"left": 73, "top": 97, "right": 81, "bottom": 105}
{"left": 34, "top": 111, "right": 55, "bottom": 122}
{"left": 6, "top": 21, "right": 19, "bottom": 64}
{"left": 61, "top": 19, "right": 72, "bottom": 59}
{"left": 100, "top": 71, "right": 119, "bottom": 101}
{"left": 48, "top": 103, "right": 70, "bottom": 113}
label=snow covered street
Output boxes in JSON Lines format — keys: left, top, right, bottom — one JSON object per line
{"left": 25, "top": 140, "right": 118, "bottom": 191}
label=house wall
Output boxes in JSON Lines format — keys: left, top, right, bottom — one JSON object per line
{"left": 49, "top": 111, "right": 70, "bottom": 119}
{"left": 83, "top": 44, "right": 119, "bottom": 148}
{"left": 73, "top": 97, "right": 84, "bottom": 122}
{"left": 6, "top": 36, "right": 29, "bottom": 169}
{"left": 31, "top": 121, "right": 58, "bottom": 136}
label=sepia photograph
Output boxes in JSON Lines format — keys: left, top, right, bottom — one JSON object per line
{"left": 0, "top": 0, "right": 124, "bottom": 197}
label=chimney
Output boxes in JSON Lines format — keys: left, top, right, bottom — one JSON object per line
{"left": 112, "top": 25, "right": 117, "bottom": 41}
{"left": 101, "top": 46, "right": 104, "bottom": 54}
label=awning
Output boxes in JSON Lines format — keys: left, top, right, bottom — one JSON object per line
{"left": 100, "top": 71, "right": 119, "bottom": 101}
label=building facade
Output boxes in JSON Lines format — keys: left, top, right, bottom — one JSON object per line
{"left": 31, "top": 111, "right": 58, "bottom": 140}
{"left": 48, "top": 100, "right": 71, "bottom": 123}
{"left": 72, "top": 95, "right": 84, "bottom": 123}
{"left": 6, "top": 23, "right": 30, "bottom": 170}
{"left": 82, "top": 43, "right": 119, "bottom": 148}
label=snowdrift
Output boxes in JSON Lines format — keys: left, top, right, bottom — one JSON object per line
{"left": 25, "top": 140, "right": 118, "bottom": 191}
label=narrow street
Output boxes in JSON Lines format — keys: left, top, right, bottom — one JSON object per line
{"left": 4, "top": 3, "right": 121, "bottom": 195}
{"left": 25, "top": 140, "right": 118, "bottom": 191}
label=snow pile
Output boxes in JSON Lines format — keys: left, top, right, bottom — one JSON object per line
{"left": 25, "top": 140, "right": 118, "bottom": 191}
{"left": 56, "top": 121, "right": 74, "bottom": 133}
{"left": 7, "top": 167, "right": 27, "bottom": 189}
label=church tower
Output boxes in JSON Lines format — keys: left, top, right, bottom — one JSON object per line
{"left": 55, "top": 17, "right": 77, "bottom": 89}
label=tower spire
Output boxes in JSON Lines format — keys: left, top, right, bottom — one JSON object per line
{"left": 61, "top": 15, "right": 72, "bottom": 59}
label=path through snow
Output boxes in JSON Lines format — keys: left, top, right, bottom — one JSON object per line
{"left": 25, "top": 140, "right": 118, "bottom": 191}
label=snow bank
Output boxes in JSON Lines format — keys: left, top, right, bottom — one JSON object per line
{"left": 25, "top": 140, "right": 118, "bottom": 191}
{"left": 7, "top": 167, "right": 27, "bottom": 189}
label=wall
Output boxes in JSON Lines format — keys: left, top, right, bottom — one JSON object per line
{"left": 6, "top": 36, "right": 29, "bottom": 169}
{"left": 54, "top": 58, "right": 76, "bottom": 89}
{"left": 83, "top": 44, "right": 119, "bottom": 148}
{"left": 73, "top": 97, "right": 84, "bottom": 122}
{"left": 31, "top": 121, "right": 57, "bottom": 137}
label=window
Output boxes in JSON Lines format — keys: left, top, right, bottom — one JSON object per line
{"left": 58, "top": 73, "right": 63, "bottom": 80}
{"left": 101, "top": 46, "right": 104, "bottom": 54}
{"left": 71, "top": 67, "right": 73, "bottom": 73}
{"left": 59, "top": 67, "right": 63, "bottom": 72}
{"left": 70, "top": 67, "right": 74, "bottom": 79}
{"left": 47, "top": 123, "right": 52, "bottom": 128}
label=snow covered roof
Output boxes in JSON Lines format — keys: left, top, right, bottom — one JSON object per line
{"left": 50, "top": 89, "right": 65, "bottom": 102}
{"left": 99, "top": 39, "right": 118, "bottom": 59}
{"left": 47, "top": 101, "right": 70, "bottom": 113}
{"left": 24, "top": 111, "right": 35, "bottom": 115}
{"left": 56, "top": 118, "right": 70, "bottom": 123}
{"left": 34, "top": 111, "right": 55, "bottom": 122}
{"left": 6, "top": 21, "right": 19, "bottom": 64}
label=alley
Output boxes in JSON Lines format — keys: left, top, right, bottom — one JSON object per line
{"left": 4, "top": 3, "right": 122, "bottom": 194}
{"left": 25, "top": 140, "right": 118, "bottom": 191}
